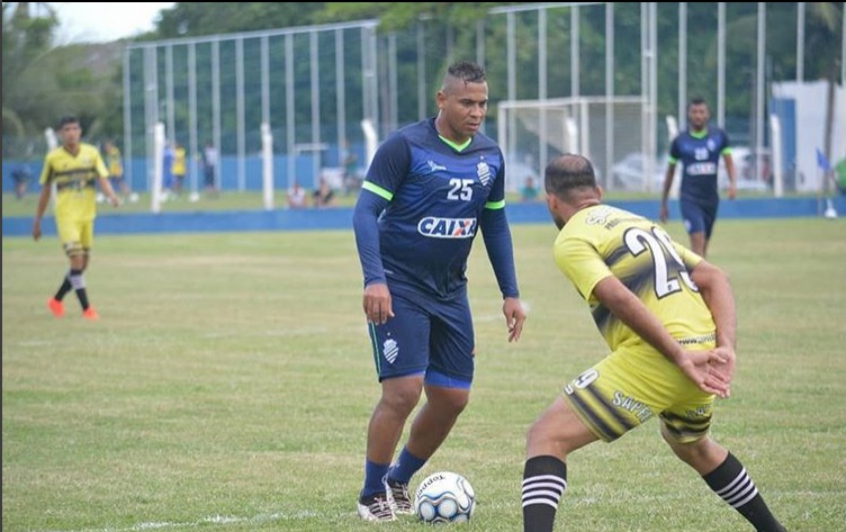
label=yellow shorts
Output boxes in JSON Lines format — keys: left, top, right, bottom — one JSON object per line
{"left": 561, "top": 345, "right": 715, "bottom": 444}
{"left": 56, "top": 217, "right": 94, "bottom": 256}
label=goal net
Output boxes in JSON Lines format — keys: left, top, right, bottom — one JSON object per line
{"left": 496, "top": 96, "right": 654, "bottom": 193}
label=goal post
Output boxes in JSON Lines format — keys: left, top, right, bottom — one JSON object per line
{"left": 497, "top": 96, "right": 649, "bottom": 193}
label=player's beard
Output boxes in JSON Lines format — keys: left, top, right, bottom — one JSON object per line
{"left": 550, "top": 209, "right": 566, "bottom": 230}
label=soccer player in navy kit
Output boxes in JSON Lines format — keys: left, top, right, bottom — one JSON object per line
{"left": 352, "top": 60, "right": 527, "bottom": 522}
{"left": 522, "top": 153, "right": 786, "bottom": 532}
{"left": 660, "top": 98, "right": 737, "bottom": 258}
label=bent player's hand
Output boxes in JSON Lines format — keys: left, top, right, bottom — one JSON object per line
{"left": 363, "top": 282, "right": 393, "bottom": 325}
{"left": 109, "top": 195, "right": 122, "bottom": 208}
{"left": 708, "top": 345, "right": 736, "bottom": 390}
{"left": 677, "top": 349, "right": 731, "bottom": 399}
{"left": 32, "top": 220, "right": 42, "bottom": 241}
{"left": 502, "top": 297, "right": 526, "bottom": 343}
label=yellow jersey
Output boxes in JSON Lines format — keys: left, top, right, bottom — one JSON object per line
{"left": 554, "top": 205, "right": 715, "bottom": 353}
{"left": 172, "top": 146, "right": 187, "bottom": 176}
{"left": 105, "top": 145, "right": 123, "bottom": 177}
{"left": 39, "top": 143, "right": 109, "bottom": 221}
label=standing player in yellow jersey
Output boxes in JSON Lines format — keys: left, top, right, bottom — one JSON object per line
{"left": 103, "top": 139, "right": 130, "bottom": 199}
{"left": 172, "top": 142, "right": 187, "bottom": 197}
{"left": 33, "top": 116, "right": 121, "bottom": 321}
{"left": 520, "top": 153, "right": 787, "bottom": 532}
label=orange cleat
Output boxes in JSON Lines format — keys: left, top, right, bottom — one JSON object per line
{"left": 82, "top": 307, "right": 100, "bottom": 321}
{"left": 48, "top": 298, "right": 66, "bottom": 318}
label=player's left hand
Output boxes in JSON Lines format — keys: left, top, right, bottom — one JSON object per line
{"left": 678, "top": 349, "right": 732, "bottom": 398}
{"left": 708, "top": 345, "right": 736, "bottom": 390}
{"left": 109, "top": 195, "right": 122, "bottom": 207}
{"left": 502, "top": 297, "right": 526, "bottom": 343}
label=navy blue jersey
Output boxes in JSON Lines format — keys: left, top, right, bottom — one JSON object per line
{"left": 357, "top": 118, "right": 511, "bottom": 299}
{"left": 669, "top": 127, "right": 731, "bottom": 205}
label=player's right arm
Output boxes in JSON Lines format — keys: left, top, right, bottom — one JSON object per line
{"left": 32, "top": 154, "right": 54, "bottom": 241}
{"left": 351, "top": 133, "right": 409, "bottom": 324}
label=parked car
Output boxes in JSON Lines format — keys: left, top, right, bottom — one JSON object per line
{"left": 610, "top": 152, "right": 668, "bottom": 192}
{"left": 719, "top": 146, "right": 771, "bottom": 192}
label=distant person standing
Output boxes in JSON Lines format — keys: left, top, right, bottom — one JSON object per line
{"left": 172, "top": 142, "right": 187, "bottom": 197}
{"left": 11, "top": 163, "right": 32, "bottom": 199}
{"left": 660, "top": 97, "right": 737, "bottom": 258}
{"left": 162, "top": 142, "right": 175, "bottom": 199}
{"left": 520, "top": 175, "right": 539, "bottom": 202}
{"left": 103, "top": 140, "right": 130, "bottom": 199}
{"left": 342, "top": 140, "right": 360, "bottom": 195}
{"left": 202, "top": 142, "right": 219, "bottom": 197}
{"left": 33, "top": 115, "right": 121, "bottom": 321}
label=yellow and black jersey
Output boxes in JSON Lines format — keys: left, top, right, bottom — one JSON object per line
{"left": 39, "top": 143, "right": 108, "bottom": 221}
{"left": 554, "top": 205, "right": 715, "bottom": 352}
{"left": 105, "top": 145, "right": 123, "bottom": 178}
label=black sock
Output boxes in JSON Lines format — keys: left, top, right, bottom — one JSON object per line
{"left": 68, "top": 269, "right": 90, "bottom": 311}
{"left": 703, "top": 452, "right": 786, "bottom": 532}
{"left": 54, "top": 273, "right": 72, "bottom": 301}
{"left": 522, "top": 455, "right": 567, "bottom": 532}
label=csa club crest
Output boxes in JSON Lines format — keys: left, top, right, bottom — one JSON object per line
{"left": 476, "top": 161, "right": 492, "bottom": 186}
{"left": 383, "top": 338, "right": 399, "bottom": 364}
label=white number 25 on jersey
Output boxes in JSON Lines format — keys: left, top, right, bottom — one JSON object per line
{"left": 447, "top": 178, "right": 474, "bottom": 201}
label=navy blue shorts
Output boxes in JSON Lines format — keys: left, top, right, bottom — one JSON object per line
{"left": 366, "top": 288, "right": 475, "bottom": 389}
{"left": 680, "top": 199, "right": 718, "bottom": 239}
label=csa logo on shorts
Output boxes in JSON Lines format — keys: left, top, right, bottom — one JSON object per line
{"left": 383, "top": 339, "right": 399, "bottom": 364}
{"left": 418, "top": 217, "right": 477, "bottom": 238}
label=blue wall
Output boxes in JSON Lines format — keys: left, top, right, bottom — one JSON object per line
{"left": 3, "top": 153, "right": 339, "bottom": 194}
{"left": 4, "top": 197, "right": 845, "bottom": 237}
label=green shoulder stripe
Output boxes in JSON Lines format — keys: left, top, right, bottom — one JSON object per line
{"left": 361, "top": 181, "right": 393, "bottom": 201}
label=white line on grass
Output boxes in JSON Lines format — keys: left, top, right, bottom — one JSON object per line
{"left": 41, "top": 510, "right": 328, "bottom": 532}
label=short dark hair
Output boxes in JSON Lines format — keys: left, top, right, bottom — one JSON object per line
{"left": 58, "top": 115, "right": 79, "bottom": 128}
{"left": 688, "top": 97, "right": 708, "bottom": 109}
{"left": 446, "top": 61, "right": 486, "bottom": 84}
{"left": 544, "top": 153, "right": 597, "bottom": 198}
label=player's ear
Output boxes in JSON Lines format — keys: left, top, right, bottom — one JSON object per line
{"left": 596, "top": 185, "right": 604, "bottom": 201}
{"left": 545, "top": 191, "right": 556, "bottom": 209}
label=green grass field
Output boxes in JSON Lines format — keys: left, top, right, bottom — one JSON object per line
{"left": 3, "top": 218, "right": 845, "bottom": 532}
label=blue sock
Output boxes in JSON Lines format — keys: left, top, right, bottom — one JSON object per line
{"left": 387, "top": 447, "right": 427, "bottom": 484}
{"left": 362, "top": 459, "right": 390, "bottom": 498}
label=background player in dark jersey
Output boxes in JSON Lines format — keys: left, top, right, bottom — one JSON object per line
{"left": 352, "top": 60, "right": 527, "bottom": 522}
{"left": 660, "top": 98, "right": 737, "bottom": 258}
{"left": 521, "top": 153, "right": 786, "bottom": 532}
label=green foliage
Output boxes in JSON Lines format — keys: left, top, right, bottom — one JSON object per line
{"left": 2, "top": 2, "right": 843, "bottom": 153}
{"left": 152, "top": 2, "right": 329, "bottom": 39}
{"left": 2, "top": 2, "right": 59, "bottom": 136}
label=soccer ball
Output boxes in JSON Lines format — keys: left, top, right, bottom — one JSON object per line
{"left": 414, "top": 471, "right": 476, "bottom": 524}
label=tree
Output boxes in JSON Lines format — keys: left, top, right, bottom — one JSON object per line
{"left": 2, "top": 2, "right": 59, "bottom": 139}
{"left": 804, "top": 3, "right": 844, "bottom": 193}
